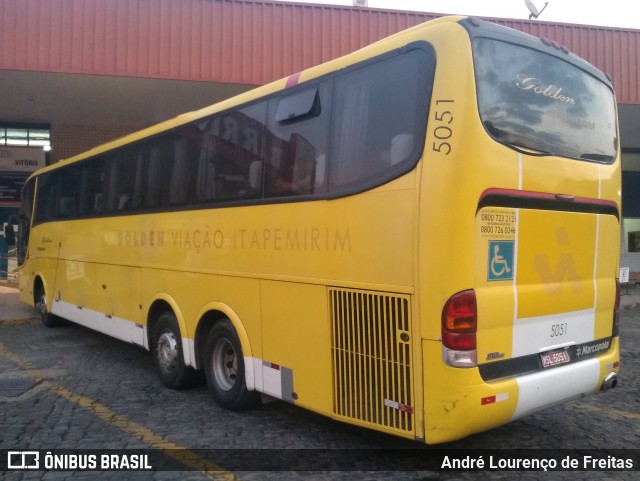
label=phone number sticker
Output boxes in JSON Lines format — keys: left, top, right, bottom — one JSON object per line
{"left": 478, "top": 208, "right": 517, "bottom": 240}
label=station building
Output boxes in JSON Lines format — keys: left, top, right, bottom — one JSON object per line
{"left": 1, "top": 0, "right": 639, "bottom": 271}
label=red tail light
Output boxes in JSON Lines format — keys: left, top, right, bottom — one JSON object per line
{"left": 442, "top": 290, "right": 477, "bottom": 350}
{"left": 613, "top": 279, "right": 620, "bottom": 337}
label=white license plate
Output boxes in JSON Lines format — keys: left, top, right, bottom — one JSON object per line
{"left": 541, "top": 349, "right": 570, "bottom": 368}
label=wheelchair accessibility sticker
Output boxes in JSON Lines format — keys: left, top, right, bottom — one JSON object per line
{"left": 488, "top": 240, "right": 514, "bottom": 281}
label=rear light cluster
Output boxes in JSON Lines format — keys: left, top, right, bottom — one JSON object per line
{"left": 442, "top": 290, "right": 478, "bottom": 368}
{"left": 613, "top": 279, "right": 620, "bottom": 337}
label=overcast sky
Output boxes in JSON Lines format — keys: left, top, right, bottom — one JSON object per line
{"left": 287, "top": 0, "right": 640, "bottom": 29}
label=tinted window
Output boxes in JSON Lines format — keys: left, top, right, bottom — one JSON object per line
{"left": 18, "top": 178, "right": 35, "bottom": 265}
{"left": 105, "top": 149, "right": 142, "bottom": 212}
{"left": 169, "top": 129, "right": 196, "bottom": 205}
{"left": 19, "top": 178, "right": 34, "bottom": 225}
{"left": 58, "top": 167, "right": 82, "bottom": 218}
{"left": 80, "top": 158, "right": 106, "bottom": 215}
{"left": 473, "top": 39, "right": 617, "bottom": 162}
{"left": 37, "top": 167, "right": 82, "bottom": 220}
{"left": 265, "top": 84, "right": 330, "bottom": 196}
{"left": 34, "top": 172, "right": 54, "bottom": 223}
{"left": 194, "top": 102, "right": 267, "bottom": 202}
{"left": 145, "top": 139, "right": 173, "bottom": 208}
{"left": 31, "top": 46, "right": 436, "bottom": 221}
{"left": 329, "top": 49, "right": 433, "bottom": 189}
{"left": 144, "top": 130, "right": 195, "bottom": 208}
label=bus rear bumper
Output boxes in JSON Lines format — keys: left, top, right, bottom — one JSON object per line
{"left": 423, "top": 337, "right": 619, "bottom": 444}
{"left": 510, "top": 357, "right": 600, "bottom": 421}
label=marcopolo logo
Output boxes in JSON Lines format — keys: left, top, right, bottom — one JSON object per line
{"left": 576, "top": 339, "right": 611, "bottom": 358}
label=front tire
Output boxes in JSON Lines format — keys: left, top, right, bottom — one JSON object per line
{"left": 152, "top": 312, "right": 198, "bottom": 389}
{"left": 35, "top": 286, "right": 60, "bottom": 328}
{"left": 204, "top": 319, "right": 260, "bottom": 410}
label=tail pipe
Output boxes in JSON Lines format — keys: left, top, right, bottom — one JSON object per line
{"left": 601, "top": 372, "right": 618, "bottom": 392}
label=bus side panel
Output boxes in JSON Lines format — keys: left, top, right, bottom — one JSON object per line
{"left": 19, "top": 255, "right": 57, "bottom": 307}
{"left": 260, "top": 280, "right": 332, "bottom": 413}
{"left": 53, "top": 259, "right": 96, "bottom": 311}
{"left": 19, "top": 222, "right": 62, "bottom": 307}
{"left": 94, "top": 264, "right": 143, "bottom": 343}
{"left": 210, "top": 275, "right": 263, "bottom": 359}
{"left": 140, "top": 270, "right": 263, "bottom": 367}
{"left": 47, "top": 220, "right": 100, "bottom": 322}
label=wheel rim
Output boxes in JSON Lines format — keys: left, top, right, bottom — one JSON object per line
{"left": 212, "top": 337, "right": 237, "bottom": 391}
{"left": 156, "top": 330, "right": 179, "bottom": 374}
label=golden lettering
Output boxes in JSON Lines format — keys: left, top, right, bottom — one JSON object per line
{"left": 516, "top": 74, "right": 576, "bottom": 105}
{"left": 117, "top": 231, "right": 164, "bottom": 247}
{"left": 115, "top": 228, "right": 349, "bottom": 253}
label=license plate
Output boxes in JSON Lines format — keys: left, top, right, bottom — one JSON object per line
{"left": 540, "top": 349, "right": 570, "bottom": 368}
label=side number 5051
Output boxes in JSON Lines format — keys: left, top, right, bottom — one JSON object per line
{"left": 432, "top": 100, "right": 454, "bottom": 155}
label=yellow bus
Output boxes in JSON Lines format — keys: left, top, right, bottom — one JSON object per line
{"left": 17, "top": 16, "right": 620, "bottom": 444}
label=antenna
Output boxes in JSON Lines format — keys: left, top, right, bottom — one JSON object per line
{"left": 524, "top": 0, "right": 549, "bottom": 19}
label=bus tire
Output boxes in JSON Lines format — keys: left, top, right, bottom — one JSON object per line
{"left": 35, "top": 285, "right": 60, "bottom": 328}
{"left": 152, "top": 312, "right": 197, "bottom": 389}
{"left": 204, "top": 319, "right": 260, "bottom": 410}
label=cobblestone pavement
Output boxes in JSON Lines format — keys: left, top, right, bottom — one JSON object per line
{"left": 0, "top": 288, "right": 638, "bottom": 480}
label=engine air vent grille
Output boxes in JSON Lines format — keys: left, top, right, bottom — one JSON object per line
{"left": 330, "top": 288, "right": 414, "bottom": 435}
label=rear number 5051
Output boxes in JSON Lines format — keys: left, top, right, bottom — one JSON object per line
{"left": 432, "top": 99, "right": 454, "bottom": 155}
{"left": 550, "top": 322, "right": 568, "bottom": 338}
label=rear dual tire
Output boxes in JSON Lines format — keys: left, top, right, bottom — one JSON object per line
{"left": 204, "top": 319, "right": 260, "bottom": 410}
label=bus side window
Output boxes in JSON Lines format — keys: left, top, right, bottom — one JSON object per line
{"left": 194, "top": 102, "right": 267, "bottom": 203}
{"left": 142, "top": 131, "right": 195, "bottom": 209}
{"left": 53, "top": 167, "right": 81, "bottom": 219}
{"left": 169, "top": 135, "right": 192, "bottom": 206}
{"left": 80, "top": 158, "right": 106, "bottom": 215}
{"left": 329, "top": 49, "right": 433, "bottom": 191}
{"left": 106, "top": 149, "right": 139, "bottom": 212}
{"left": 195, "top": 119, "right": 219, "bottom": 203}
{"left": 34, "top": 173, "right": 53, "bottom": 223}
{"left": 145, "top": 140, "right": 173, "bottom": 208}
{"left": 131, "top": 150, "right": 145, "bottom": 209}
{"left": 17, "top": 178, "right": 35, "bottom": 265}
{"left": 265, "top": 84, "right": 330, "bottom": 197}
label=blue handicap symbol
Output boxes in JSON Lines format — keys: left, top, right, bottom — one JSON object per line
{"left": 488, "top": 240, "right": 514, "bottom": 281}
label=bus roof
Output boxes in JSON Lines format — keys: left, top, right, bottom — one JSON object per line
{"left": 30, "top": 16, "right": 466, "bottom": 177}
{"left": 32, "top": 14, "right": 610, "bottom": 177}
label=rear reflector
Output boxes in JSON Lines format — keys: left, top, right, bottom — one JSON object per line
{"left": 481, "top": 393, "right": 509, "bottom": 405}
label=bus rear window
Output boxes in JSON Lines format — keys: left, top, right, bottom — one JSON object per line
{"left": 473, "top": 39, "right": 617, "bottom": 163}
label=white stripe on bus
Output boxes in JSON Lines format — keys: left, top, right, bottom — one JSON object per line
{"left": 511, "top": 308, "right": 595, "bottom": 358}
{"left": 50, "top": 299, "right": 195, "bottom": 367}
